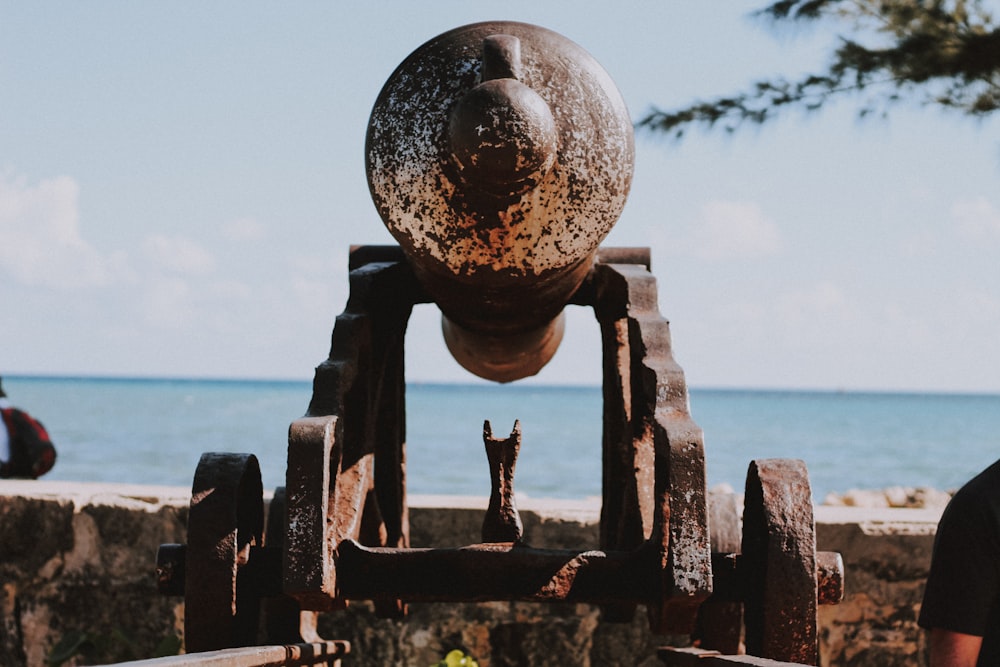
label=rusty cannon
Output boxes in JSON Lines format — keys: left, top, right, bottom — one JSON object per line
{"left": 156, "top": 21, "right": 844, "bottom": 667}
{"left": 367, "top": 22, "right": 634, "bottom": 383}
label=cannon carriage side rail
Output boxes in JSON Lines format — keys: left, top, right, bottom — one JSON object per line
{"left": 101, "top": 640, "right": 349, "bottom": 667}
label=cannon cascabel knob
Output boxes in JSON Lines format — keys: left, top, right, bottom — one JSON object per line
{"left": 366, "top": 22, "right": 634, "bottom": 382}
{"left": 447, "top": 35, "right": 558, "bottom": 195}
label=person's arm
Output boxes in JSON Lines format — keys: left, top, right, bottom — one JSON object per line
{"left": 929, "top": 628, "right": 983, "bottom": 667}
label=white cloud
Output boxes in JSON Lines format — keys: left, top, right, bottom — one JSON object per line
{"left": 209, "top": 279, "right": 254, "bottom": 301}
{"left": 688, "top": 201, "right": 785, "bottom": 260}
{"left": 140, "top": 276, "right": 193, "bottom": 329}
{"left": 0, "top": 172, "right": 113, "bottom": 288}
{"left": 778, "top": 281, "right": 850, "bottom": 316}
{"left": 772, "top": 281, "right": 857, "bottom": 349}
{"left": 952, "top": 196, "right": 1000, "bottom": 242}
{"left": 222, "top": 217, "right": 267, "bottom": 242}
{"left": 900, "top": 228, "right": 940, "bottom": 258}
{"left": 143, "top": 234, "right": 216, "bottom": 275}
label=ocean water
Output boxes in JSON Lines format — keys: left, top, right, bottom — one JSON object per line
{"left": 3, "top": 375, "right": 999, "bottom": 502}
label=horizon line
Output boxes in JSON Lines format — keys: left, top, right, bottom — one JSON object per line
{"left": 4, "top": 372, "right": 999, "bottom": 399}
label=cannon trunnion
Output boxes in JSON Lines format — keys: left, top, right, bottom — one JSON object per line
{"left": 155, "top": 21, "right": 843, "bottom": 667}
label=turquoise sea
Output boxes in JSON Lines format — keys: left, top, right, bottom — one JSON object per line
{"left": 3, "top": 375, "right": 999, "bottom": 502}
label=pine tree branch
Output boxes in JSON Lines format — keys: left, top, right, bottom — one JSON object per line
{"left": 638, "top": 0, "right": 1000, "bottom": 137}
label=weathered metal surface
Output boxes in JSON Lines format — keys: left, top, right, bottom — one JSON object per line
{"left": 264, "top": 487, "right": 324, "bottom": 644}
{"left": 185, "top": 453, "right": 265, "bottom": 652}
{"left": 161, "top": 252, "right": 839, "bottom": 660}
{"left": 158, "top": 19, "right": 844, "bottom": 664}
{"left": 162, "top": 544, "right": 283, "bottom": 598}
{"left": 336, "top": 540, "right": 654, "bottom": 603}
{"left": 587, "top": 261, "right": 713, "bottom": 633}
{"left": 695, "top": 490, "right": 744, "bottom": 654}
{"left": 481, "top": 420, "right": 523, "bottom": 543}
{"left": 157, "top": 542, "right": 186, "bottom": 596}
{"left": 278, "top": 248, "right": 712, "bottom": 634}
{"left": 166, "top": 458, "right": 335, "bottom": 652}
{"left": 659, "top": 646, "right": 814, "bottom": 666}
{"left": 366, "top": 21, "right": 634, "bottom": 381}
{"left": 742, "top": 459, "right": 819, "bottom": 665}
{"left": 104, "top": 640, "right": 349, "bottom": 666}
{"left": 697, "top": 550, "right": 843, "bottom": 607}
{"left": 817, "top": 550, "right": 845, "bottom": 605}
{"left": 692, "top": 489, "right": 845, "bottom": 656}
{"left": 286, "top": 256, "right": 422, "bottom": 615}
{"left": 284, "top": 416, "right": 337, "bottom": 608}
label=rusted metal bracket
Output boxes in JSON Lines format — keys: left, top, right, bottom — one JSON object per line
{"left": 581, "top": 259, "right": 713, "bottom": 632}
{"left": 280, "top": 246, "right": 712, "bottom": 634}
{"left": 284, "top": 254, "right": 426, "bottom": 617}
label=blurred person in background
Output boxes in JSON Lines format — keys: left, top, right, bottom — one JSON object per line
{"left": 0, "top": 376, "right": 57, "bottom": 479}
{"left": 919, "top": 458, "right": 1000, "bottom": 667}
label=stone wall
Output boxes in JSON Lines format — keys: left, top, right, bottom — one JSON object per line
{"left": 0, "top": 481, "right": 189, "bottom": 666}
{"left": 814, "top": 506, "right": 940, "bottom": 667}
{"left": 0, "top": 481, "right": 942, "bottom": 666}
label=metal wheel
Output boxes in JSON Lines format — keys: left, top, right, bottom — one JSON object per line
{"left": 741, "top": 458, "right": 818, "bottom": 665}
{"left": 184, "top": 452, "right": 265, "bottom": 652}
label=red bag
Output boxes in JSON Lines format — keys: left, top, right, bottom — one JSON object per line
{"left": 1, "top": 407, "right": 56, "bottom": 478}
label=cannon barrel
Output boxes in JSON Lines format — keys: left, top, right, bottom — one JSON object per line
{"left": 366, "top": 22, "right": 634, "bottom": 382}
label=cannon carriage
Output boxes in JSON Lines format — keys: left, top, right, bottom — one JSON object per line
{"left": 156, "top": 21, "right": 843, "bottom": 667}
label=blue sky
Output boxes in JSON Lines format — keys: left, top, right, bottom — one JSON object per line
{"left": 2, "top": 2, "right": 998, "bottom": 392}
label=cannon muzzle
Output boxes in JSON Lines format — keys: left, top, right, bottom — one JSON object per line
{"left": 366, "top": 22, "right": 634, "bottom": 382}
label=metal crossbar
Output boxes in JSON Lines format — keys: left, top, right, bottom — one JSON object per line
{"left": 102, "top": 641, "right": 349, "bottom": 667}
{"left": 659, "top": 646, "right": 812, "bottom": 666}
